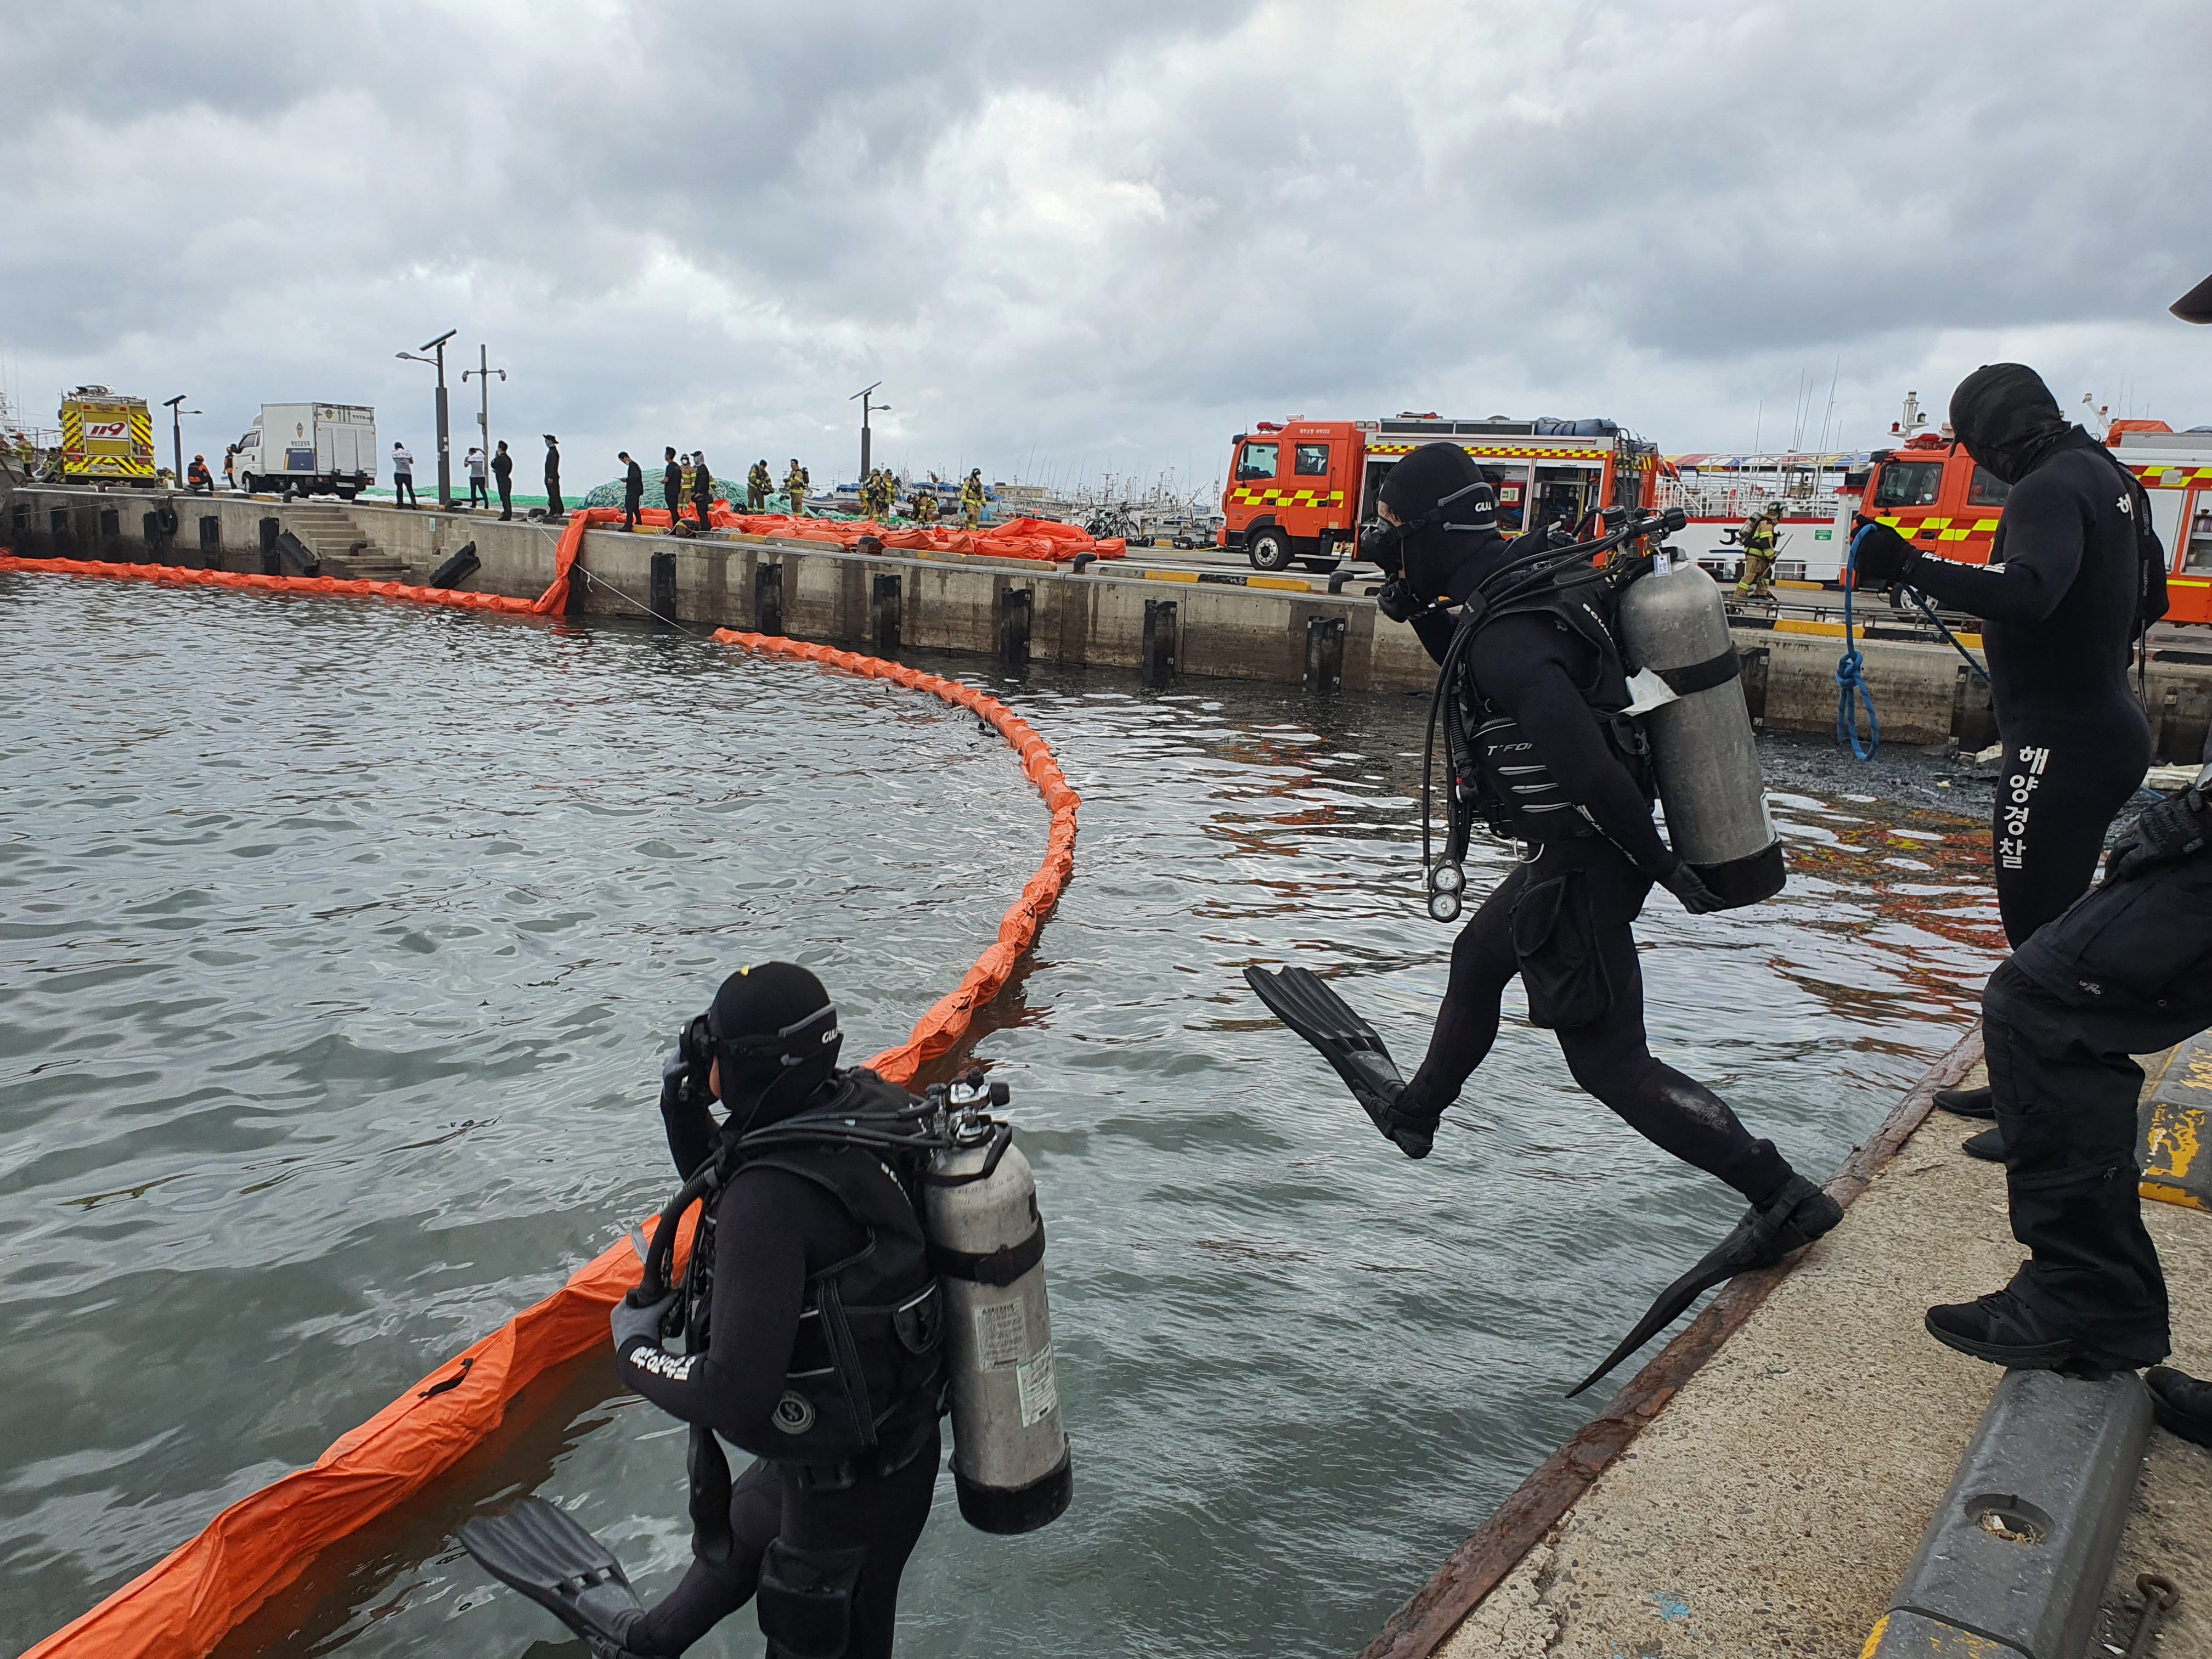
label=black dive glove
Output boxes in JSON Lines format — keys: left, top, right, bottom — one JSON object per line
{"left": 1848, "top": 516, "right": 1920, "bottom": 586}
{"left": 1658, "top": 859, "right": 1727, "bottom": 915}
{"left": 2106, "top": 770, "right": 2211, "bottom": 883}
{"left": 660, "top": 1045, "right": 708, "bottom": 1115}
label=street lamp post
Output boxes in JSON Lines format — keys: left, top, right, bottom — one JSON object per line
{"left": 161, "top": 394, "right": 199, "bottom": 485}
{"left": 395, "top": 329, "right": 458, "bottom": 508}
{"left": 462, "top": 345, "right": 507, "bottom": 495}
{"left": 849, "top": 381, "right": 887, "bottom": 481}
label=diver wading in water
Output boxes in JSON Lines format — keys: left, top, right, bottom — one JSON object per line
{"left": 461, "top": 963, "right": 1070, "bottom": 1657}
{"left": 1246, "top": 442, "right": 1838, "bottom": 1395}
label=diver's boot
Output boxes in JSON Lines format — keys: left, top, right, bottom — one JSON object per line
{"left": 459, "top": 1498, "right": 651, "bottom": 1659}
{"left": 1934, "top": 1084, "right": 1997, "bottom": 1119}
{"left": 1569, "top": 1173, "right": 1841, "bottom": 1397}
{"left": 2147, "top": 1367, "right": 2212, "bottom": 1447}
{"left": 1924, "top": 1287, "right": 2155, "bottom": 1378}
{"left": 1962, "top": 1127, "right": 2006, "bottom": 1163}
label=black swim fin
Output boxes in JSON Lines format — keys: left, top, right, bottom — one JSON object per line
{"left": 1245, "top": 965, "right": 1437, "bottom": 1158}
{"left": 458, "top": 1497, "right": 649, "bottom": 1658}
{"left": 1567, "top": 1173, "right": 1842, "bottom": 1398}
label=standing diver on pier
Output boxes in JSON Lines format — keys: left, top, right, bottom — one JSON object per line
{"left": 1850, "top": 364, "right": 2167, "bottom": 1136}
{"left": 1248, "top": 442, "right": 1839, "bottom": 1391}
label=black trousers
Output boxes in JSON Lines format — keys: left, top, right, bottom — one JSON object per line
{"left": 631, "top": 1429, "right": 939, "bottom": 1658}
{"left": 624, "top": 490, "right": 642, "bottom": 530}
{"left": 469, "top": 477, "right": 489, "bottom": 507}
{"left": 546, "top": 478, "right": 563, "bottom": 516}
{"left": 1407, "top": 836, "right": 1790, "bottom": 1201}
{"left": 1979, "top": 849, "right": 2212, "bottom": 1363}
{"left": 691, "top": 493, "right": 712, "bottom": 529}
{"left": 496, "top": 479, "right": 512, "bottom": 519}
{"left": 394, "top": 473, "right": 416, "bottom": 507}
{"left": 1991, "top": 710, "right": 2150, "bottom": 947}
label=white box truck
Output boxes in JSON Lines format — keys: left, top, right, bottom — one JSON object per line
{"left": 233, "top": 403, "right": 377, "bottom": 498}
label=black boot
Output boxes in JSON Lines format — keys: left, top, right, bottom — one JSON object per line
{"left": 1962, "top": 1127, "right": 2005, "bottom": 1163}
{"left": 1934, "top": 1084, "right": 1996, "bottom": 1119}
{"left": 1925, "top": 1285, "right": 2161, "bottom": 1374}
{"left": 2146, "top": 1367, "right": 2212, "bottom": 1447}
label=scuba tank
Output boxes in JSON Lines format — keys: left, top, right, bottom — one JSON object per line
{"left": 923, "top": 1073, "right": 1074, "bottom": 1534}
{"left": 1615, "top": 556, "right": 1786, "bottom": 907}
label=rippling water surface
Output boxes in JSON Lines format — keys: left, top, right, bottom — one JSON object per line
{"left": 0, "top": 574, "right": 2007, "bottom": 1658}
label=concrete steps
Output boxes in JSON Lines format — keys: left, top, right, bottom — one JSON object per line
{"left": 283, "top": 503, "right": 408, "bottom": 577}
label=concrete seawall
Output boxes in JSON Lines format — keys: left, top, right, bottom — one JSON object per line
{"left": 8, "top": 484, "right": 2211, "bottom": 757}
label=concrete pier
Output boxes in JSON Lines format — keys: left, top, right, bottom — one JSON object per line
{"left": 1368, "top": 1038, "right": 2212, "bottom": 1659}
{"left": 7, "top": 485, "right": 2211, "bottom": 757}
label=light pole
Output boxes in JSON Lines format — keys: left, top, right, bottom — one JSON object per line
{"left": 462, "top": 345, "right": 506, "bottom": 495}
{"left": 395, "top": 329, "right": 458, "bottom": 508}
{"left": 161, "top": 394, "right": 199, "bottom": 485}
{"left": 849, "top": 381, "right": 887, "bottom": 481}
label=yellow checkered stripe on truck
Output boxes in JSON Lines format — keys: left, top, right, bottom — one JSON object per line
{"left": 1875, "top": 513, "right": 1999, "bottom": 544}
{"left": 1229, "top": 487, "right": 1345, "bottom": 507}
{"left": 2131, "top": 463, "right": 2212, "bottom": 486}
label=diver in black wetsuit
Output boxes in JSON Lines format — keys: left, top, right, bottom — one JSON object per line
{"left": 461, "top": 963, "right": 941, "bottom": 1659}
{"left": 1257, "top": 442, "right": 1839, "bottom": 1254}
{"left": 1852, "top": 363, "right": 2166, "bottom": 1131}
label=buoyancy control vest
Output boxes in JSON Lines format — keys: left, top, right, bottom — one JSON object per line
{"left": 685, "top": 1070, "right": 947, "bottom": 1476}
{"left": 1448, "top": 580, "right": 1654, "bottom": 846}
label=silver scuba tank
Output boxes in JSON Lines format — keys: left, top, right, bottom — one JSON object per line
{"left": 1615, "top": 557, "right": 1786, "bottom": 907}
{"left": 923, "top": 1075, "right": 1073, "bottom": 1534}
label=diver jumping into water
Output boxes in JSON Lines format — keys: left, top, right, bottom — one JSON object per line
{"left": 1248, "top": 442, "right": 1839, "bottom": 1393}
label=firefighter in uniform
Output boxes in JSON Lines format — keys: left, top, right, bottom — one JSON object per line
{"left": 784, "top": 459, "right": 809, "bottom": 518}
{"left": 747, "top": 459, "right": 771, "bottom": 514}
{"left": 1734, "top": 502, "right": 1781, "bottom": 599}
{"left": 960, "top": 469, "right": 985, "bottom": 530}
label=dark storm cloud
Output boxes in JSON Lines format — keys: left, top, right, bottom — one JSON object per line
{"left": 2, "top": 1, "right": 2206, "bottom": 496}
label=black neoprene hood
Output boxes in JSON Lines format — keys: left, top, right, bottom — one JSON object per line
{"left": 1949, "top": 363, "right": 2081, "bottom": 484}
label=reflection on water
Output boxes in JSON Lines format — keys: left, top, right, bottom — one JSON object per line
{"left": 0, "top": 575, "right": 2005, "bottom": 1658}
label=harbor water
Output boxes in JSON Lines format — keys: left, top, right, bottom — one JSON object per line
{"left": 0, "top": 573, "right": 2008, "bottom": 1658}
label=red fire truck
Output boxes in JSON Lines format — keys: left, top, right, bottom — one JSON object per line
{"left": 1221, "top": 414, "right": 1660, "bottom": 573}
{"left": 1855, "top": 422, "right": 2212, "bottom": 625}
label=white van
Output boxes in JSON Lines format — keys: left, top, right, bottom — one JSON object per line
{"left": 233, "top": 403, "right": 377, "bottom": 498}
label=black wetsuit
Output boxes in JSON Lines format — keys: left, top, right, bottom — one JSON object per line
{"left": 612, "top": 1093, "right": 937, "bottom": 1658}
{"left": 1401, "top": 610, "right": 1791, "bottom": 1203}
{"left": 1898, "top": 405, "right": 2153, "bottom": 946}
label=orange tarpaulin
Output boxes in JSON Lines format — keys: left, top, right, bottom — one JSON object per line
{"left": 6, "top": 549, "right": 1080, "bottom": 1659}
{"left": 629, "top": 499, "right": 1126, "bottom": 562}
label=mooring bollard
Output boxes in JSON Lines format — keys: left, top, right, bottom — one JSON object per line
{"left": 1142, "top": 597, "right": 1177, "bottom": 686}
{"left": 872, "top": 572, "right": 902, "bottom": 654}
{"left": 1304, "top": 614, "right": 1346, "bottom": 692}
{"left": 199, "top": 515, "right": 222, "bottom": 571}
{"left": 258, "top": 516, "right": 281, "bottom": 576}
{"left": 649, "top": 550, "right": 677, "bottom": 625}
{"left": 1000, "top": 586, "right": 1033, "bottom": 669}
{"left": 754, "top": 561, "right": 784, "bottom": 636}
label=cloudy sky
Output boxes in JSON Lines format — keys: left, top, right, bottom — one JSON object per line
{"left": 4, "top": 1, "right": 2208, "bottom": 495}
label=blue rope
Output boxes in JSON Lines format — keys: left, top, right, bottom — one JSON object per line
{"left": 1836, "top": 526, "right": 1880, "bottom": 760}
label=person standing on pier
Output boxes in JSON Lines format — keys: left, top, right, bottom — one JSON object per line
{"left": 960, "top": 468, "right": 985, "bottom": 529}
{"left": 222, "top": 445, "right": 236, "bottom": 490}
{"left": 619, "top": 451, "right": 644, "bottom": 531}
{"left": 690, "top": 452, "right": 714, "bottom": 531}
{"left": 1734, "top": 501, "right": 1780, "bottom": 599}
{"left": 785, "top": 458, "right": 809, "bottom": 518}
{"left": 466, "top": 445, "right": 489, "bottom": 509}
{"left": 392, "top": 441, "right": 417, "bottom": 508}
{"left": 664, "top": 447, "right": 684, "bottom": 525}
{"left": 543, "top": 435, "right": 564, "bottom": 517}
{"left": 1852, "top": 363, "right": 2166, "bottom": 1130}
{"left": 492, "top": 440, "right": 514, "bottom": 520}
{"left": 747, "top": 459, "right": 771, "bottom": 512}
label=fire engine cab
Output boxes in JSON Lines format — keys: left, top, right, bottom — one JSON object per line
{"left": 1221, "top": 414, "right": 1659, "bottom": 573}
{"left": 1854, "top": 421, "right": 2212, "bottom": 625}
